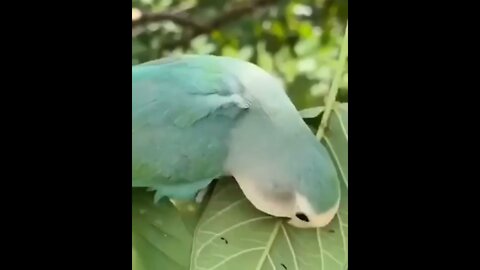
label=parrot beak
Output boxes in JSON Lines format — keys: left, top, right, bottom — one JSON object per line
{"left": 286, "top": 210, "right": 337, "bottom": 228}
{"left": 289, "top": 192, "right": 340, "bottom": 228}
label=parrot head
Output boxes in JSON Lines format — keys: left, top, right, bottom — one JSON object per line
{"left": 287, "top": 150, "right": 341, "bottom": 228}
{"left": 228, "top": 136, "right": 341, "bottom": 229}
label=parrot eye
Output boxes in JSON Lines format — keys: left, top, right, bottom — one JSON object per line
{"left": 295, "top": 212, "right": 309, "bottom": 222}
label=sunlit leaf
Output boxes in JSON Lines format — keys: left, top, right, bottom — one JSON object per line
{"left": 288, "top": 75, "right": 321, "bottom": 109}
{"left": 191, "top": 35, "right": 216, "bottom": 54}
{"left": 257, "top": 42, "right": 274, "bottom": 72}
{"left": 271, "top": 21, "right": 286, "bottom": 39}
{"left": 221, "top": 45, "right": 238, "bottom": 57}
{"left": 298, "top": 22, "right": 314, "bottom": 38}
{"left": 299, "top": 106, "right": 325, "bottom": 119}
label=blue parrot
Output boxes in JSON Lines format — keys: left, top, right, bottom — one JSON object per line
{"left": 132, "top": 54, "right": 340, "bottom": 228}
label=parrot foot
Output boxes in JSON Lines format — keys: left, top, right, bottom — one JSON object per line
{"left": 195, "top": 187, "right": 209, "bottom": 204}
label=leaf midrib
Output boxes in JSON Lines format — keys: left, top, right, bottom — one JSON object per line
{"left": 255, "top": 220, "right": 281, "bottom": 270}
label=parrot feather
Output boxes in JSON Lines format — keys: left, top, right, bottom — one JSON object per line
{"left": 132, "top": 55, "right": 249, "bottom": 201}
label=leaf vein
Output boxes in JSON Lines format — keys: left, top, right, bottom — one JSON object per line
{"left": 256, "top": 220, "right": 281, "bottom": 270}
{"left": 281, "top": 224, "right": 299, "bottom": 270}
{"left": 324, "top": 137, "right": 348, "bottom": 188}
{"left": 316, "top": 228, "right": 325, "bottom": 270}
{"left": 206, "top": 247, "right": 265, "bottom": 270}
{"left": 195, "top": 216, "right": 273, "bottom": 267}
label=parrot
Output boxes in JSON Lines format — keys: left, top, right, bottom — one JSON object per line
{"left": 132, "top": 54, "right": 340, "bottom": 228}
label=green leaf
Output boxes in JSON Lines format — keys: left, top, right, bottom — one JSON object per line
{"left": 287, "top": 74, "right": 321, "bottom": 109}
{"left": 323, "top": 102, "right": 348, "bottom": 187}
{"left": 190, "top": 35, "right": 216, "bottom": 55}
{"left": 132, "top": 188, "right": 194, "bottom": 270}
{"left": 190, "top": 176, "right": 348, "bottom": 270}
{"left": 321, "top": 102, "right": 348, "bottom": 267}
{"left": 299, "top": 106, "right": 325, "bottom": 119}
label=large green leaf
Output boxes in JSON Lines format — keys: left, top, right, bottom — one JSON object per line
{"left": 322, "top": 102, "right": 348, "bottom": 266}
{"left": 132, "top": 188, "right": 194, "bottom": 270}
{"left": 190, "top": 105, "right": 348, "bottom": 270}
{"left": 323, "top": 102, "right": 348, "bottom": 187}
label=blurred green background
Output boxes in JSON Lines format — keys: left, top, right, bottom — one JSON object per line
{"left": 132, "top": 0, "right": 348, "bottom": 110}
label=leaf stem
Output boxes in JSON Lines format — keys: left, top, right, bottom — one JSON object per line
{"left": 316, "top": 22, "right": 348, "bottom": 140}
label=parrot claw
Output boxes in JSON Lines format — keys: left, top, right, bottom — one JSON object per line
{"left": 195, "top": 187, "right": 208, "bottom": 204}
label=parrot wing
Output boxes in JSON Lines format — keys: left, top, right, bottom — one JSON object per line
{"left": 132, "top": 55, "right": 249, "bottom": 201}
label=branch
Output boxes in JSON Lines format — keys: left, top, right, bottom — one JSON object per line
{"left": 164, "top": 0, "right": 277, "bottom": 51}
{"left": 131, "top": 0, "right": 277, "bottom": 51}
{"left": 316, "top": 22, "right": 348, "bottom": 140}
{"left": 208, "top": 0, "right": 277, "bottom": 30}
{"left": 132, "top": 12, "right": 206, "bottom": 31}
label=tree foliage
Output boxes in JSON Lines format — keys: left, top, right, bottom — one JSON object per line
{"left": 132, "top": 0, "right": 348, "bottom": 109}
